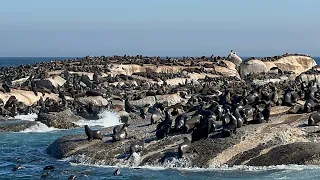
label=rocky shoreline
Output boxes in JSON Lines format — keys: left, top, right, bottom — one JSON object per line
{"left": 1, "top": 52, "right": 320, "bottom": 167}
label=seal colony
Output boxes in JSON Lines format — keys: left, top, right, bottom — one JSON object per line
{"left": 2, "top": 52, "right": 320, "bottom": 168}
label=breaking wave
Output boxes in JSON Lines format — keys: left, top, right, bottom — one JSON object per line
{"left": 74, "top": 109, "right": 121, "bottom": 128}
{"left": 12, "top": 113, "right": 38, "bottom": 121}
{"left": 21, "top": 122, "right": 56, "bottom": 133}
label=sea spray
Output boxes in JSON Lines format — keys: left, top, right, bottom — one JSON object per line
{"left": 21, "top": 122, "right": 56, "bottom": 133}
{"left": 12, "top": 113, "right": 38, "bottom": 121}
{"left": 74, "top": 109, "right": 121, "bottom": 127}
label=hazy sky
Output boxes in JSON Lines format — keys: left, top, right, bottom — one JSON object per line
{"left": 0, "top": 0, "right": 319, "bottom": 57}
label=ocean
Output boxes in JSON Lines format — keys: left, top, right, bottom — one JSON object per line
{"left": 0, "top": 56, "right": 320, "bottom": 180}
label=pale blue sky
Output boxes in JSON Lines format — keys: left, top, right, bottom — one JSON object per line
{"left": 0, "top": 0, "right": 319, "bottom": 57}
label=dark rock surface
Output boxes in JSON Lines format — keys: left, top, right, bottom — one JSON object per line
{"left": 36, "top": 109, "right": 82, "bottom": 129}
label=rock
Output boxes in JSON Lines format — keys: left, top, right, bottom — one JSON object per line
{"left": 36, "top": 109, "right": 82, "bottom": 129}
{"left": 240, "top": 60, "right": 268, "bottom": 78}
{"left": 0, "top": 89, "right": 67, "bottom": 106}
{"left": 0, "top": 119, "right": 37, "bottom": 132}
{"left": 35, "top": 76, "right": 66, "bottom": 89}
{"left": 129, "top": 96, "right": 156, "bottom": 108}
{"left": 47, "top": 108, "right": 316, "bottom": 167}
{"left": 227, "top": 50, "right": 242, "bottom": 67}
{"left": 155, "top": 94, "right": 182, "bottom": 106}
{"left": 77, "top": 96, "right": 109, "bottom": 106}
{"left": 246, "top": 142, "right": 320, "bottom": 166}
{"left": 240, "top": 55, "right": 316, "bottom": 78}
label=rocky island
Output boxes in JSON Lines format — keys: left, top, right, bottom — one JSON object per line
{"left": 1, "top": 51, "right": 320, "bottom": 168}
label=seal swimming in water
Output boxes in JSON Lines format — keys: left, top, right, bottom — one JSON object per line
{"left": 68, "top": 175, "right": 77, "bottom": 180}
{"left": 84, "top": 125, "right": 94, "bottom": 141}
{"left": 178, "top": 137, "right": 191, "bottom": 158}
{"left": 12, "top": 164, "right": 24, "bottom": 171}
{"left": 114, "top": 169, "right": 120, "bottom": 176}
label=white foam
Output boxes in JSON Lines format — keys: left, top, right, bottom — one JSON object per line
{"left": 21, "top": 122, "right": 56, "bottom": 133}
{"left": 12, "top": 113, "right": 38, "bottom": 121}
{"left": 74, "top": 109, "right": 121, "bottom": 128}
{"left": 63, "top": 154, "right": 320, "bottom": 172}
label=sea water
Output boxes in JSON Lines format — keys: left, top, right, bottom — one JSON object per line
{"left": 0, "top": 57, "right": 320, "bottom": 179}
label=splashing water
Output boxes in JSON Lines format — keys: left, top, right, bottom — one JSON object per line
{"left": 74, "top": 109, "right": 121, "bottom": 127}
{"left": 21, "top": 122, "right": 56, "bottom": 133}
{"left": 12, "top": 113, "right": 38, "bottom": 121}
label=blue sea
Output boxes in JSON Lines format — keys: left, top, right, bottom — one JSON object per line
{"left": 0, "top": 57, "right": 320, "bottom": 180}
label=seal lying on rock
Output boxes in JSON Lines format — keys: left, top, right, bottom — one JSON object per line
{"left": 113, "top": 124, "right": 128, "bottom": 142}
{"left": 129, "top": 140, "right": 144, "bottom": 158}
{"left": 308, "top": 111, "right": 320, "bottom": 126}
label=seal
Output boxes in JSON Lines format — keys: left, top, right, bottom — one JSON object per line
{"left": 308, "top": 111, "right": 320, "bottom": 126}
{"left": 234, "top": 104, "right": 244, "bottom": 128}
{"left": 178, "top": 137, "right": 191, "bottom": 158}
{"left": 114, "top": 169, "right": 120, "bottom": 176}
{"left": 113, "top": 125, "right": 121, "bottom": 135}
{"left": 84, "top": 125, "right": 94, "bottom": 141}
{"left": 113, "top": 124, "right": 127, "bottom": 142}
{"left": 251, "top": 108, "right": 265, "bottom": 124}
{"left": 92, "top": 130, "right": 103, "bottom": 140}
{"left": 129, "top": 140, "right": 144, "bottom": 157}
{"left": 174, "top": 113, "right": 187, "bottom": 132}
{"left": 86, "top": 90, "right": 103, "bottom": 97}
{"left": 283, "top": 88, "right": 294, "bottom": 106}
{"left": 124, "top": 98, "right": 138, "bottom": 113}
{"left": 43, "top": 165, "right": 55, "bottom": 170}
{"left": 68, "top": 175, "right": 77, "bottom": 180}
{"left": 12, "top": 164, "right": 24, "bottom": 171}
{"left": 183, "top": 114, "right": 202, "bottom": 133}
{"left": 222, "top": 108, "right": 237, "bottom": 137}
{"left": 156, "top": 123, "right": 171, "bottom": 140}
{"left": 4, "top": 96, "right": 16, "bottom": 109}
{"left": 2, "top": 83, "right": 10, "bottom": 93}
{"left": 150, "top": 109, "right": 162, "bottom": 125}
{"left": 261, "top": 103, "right": 271, "bottom": 122}
{"left": 304, "top": 98, "right": 315, "bottom": 113}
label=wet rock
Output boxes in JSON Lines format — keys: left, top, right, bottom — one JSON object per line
{"left": 0, "top": 119, "right": 37, "bottom": 132}
{"left": 36, "top": 109, "right": 81, "bottom": 129}
{"left": 247, "top": 142, "right": 320, "bottom": 166}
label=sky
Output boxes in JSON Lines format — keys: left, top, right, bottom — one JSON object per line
{"left": 0, "top": 0, "right": 319, "bottom": 57}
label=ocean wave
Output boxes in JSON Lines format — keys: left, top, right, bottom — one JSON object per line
{"left": 74, "top": 110, "right": 121, "bottom": 128}
{"left": 12, "top": 113, "right": 38, "bottom": 121}
{"left": 21, "top": 122, "right": 56, "bottom": 133}
{"left": 62, "top": 154, "right": 320, "bottom": 172}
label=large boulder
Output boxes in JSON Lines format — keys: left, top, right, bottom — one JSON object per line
{"left": 0, "top": 119, "right": 37, "bottom": 132}
{"left": 240, "top": 60, "right": 268, "bottom": 78}
{"left": 155, "top": 93, "right": 182, "bottom": 106}
{"left": 240, "top": 55, "right": 316, "bottom": 78}
{"left": 246, "top": 142, "right": 320, "bottom": 166}
{"left": 129, "top": 96, "right": 156, "bottom": 108}
{"left": 0, "top": 89, "right": 64, "bottom": 106}
{"left": 77, "top": 96, "right": 109, "bottom": 106}
{"left": 35, "top": 76, "right": 66, "bottom": 89}
{"left": 46, "top": 106, "right": 317, "bottom": 168}
{"left": 36, "top": 109, "right": 82, "bottom": 129}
